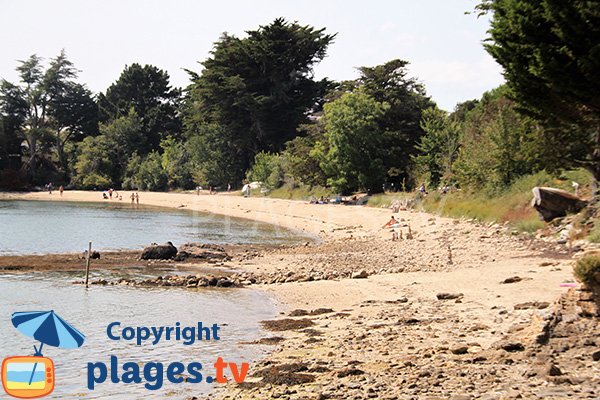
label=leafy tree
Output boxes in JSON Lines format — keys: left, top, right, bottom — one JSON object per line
{"left": 0, "top": 51, "right": 97, "bottom": 182}
{"left": 453, "top": 87, "right": 540, "bottom": 192}
{"left": 122, "top": 151, "right": 168, "bottom": 191}
{"left": 413, "top": 107, "right": 462, "bottom": 187}
{"left": 313, "top": 91, "right": 389, "bottom": 193}
{"left": 72, "top": 135, "right": 116, "bottom": 188}
{"left": 481, "top": 0, "right": 600, "bottom": 184}
{"left": 185, "top": 18, "right": 335, "bottom": 184}
{"left": 72, "top": 111, "right": 142, "bottom": 187}
{"left": 246, "top": 151, "right": 284, "bottom": 189}
{"left": 98, "top": 63, "right": 182, "bottom": 153}
{"left": 160, "top": 136, "right": 193, "bottom": 189}
{"left": 281, "top": 123, "right": 328, "bottom": 188}
{"left": 344, "top": 59, "right": 434, "bottom": 188}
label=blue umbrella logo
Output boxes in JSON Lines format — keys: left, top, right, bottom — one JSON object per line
{"left": 4, "top": 310, "right": 85, "bottom": 395}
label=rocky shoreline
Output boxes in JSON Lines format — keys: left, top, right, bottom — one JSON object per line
{"left": 2, "top": 191, "right": 599, "bottom": 399}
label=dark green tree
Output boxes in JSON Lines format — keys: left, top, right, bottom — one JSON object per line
{"left": 0, "top": 51, "right": 97, "bottom": 182}
{"left": 343, "top": 59, "right": 434, "bottom": 188}
{"left": 98, "top": 63, "right": 182, "bottom": 153}
{"left": 481, "top": 0, "right": 600, "bottom": 184}
{"left": 185, "top": 18, "right": 335, "bottom": 184}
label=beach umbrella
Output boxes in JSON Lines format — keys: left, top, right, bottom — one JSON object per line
{"left": 11, "top": 310, "right": 85, "bottom": 385}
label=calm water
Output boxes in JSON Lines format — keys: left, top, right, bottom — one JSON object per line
{"left": 0, "top": 201, "right": 291, "bottom": 398}
{"left": 0, "top": 200, "right": 308, "bottom": 255}
{"left": 0, "top": 273, "right": 279, "bottom": 399}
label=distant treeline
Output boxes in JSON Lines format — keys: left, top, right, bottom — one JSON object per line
{"left": 1, "top": 5, "right": 598, "bottom": 194}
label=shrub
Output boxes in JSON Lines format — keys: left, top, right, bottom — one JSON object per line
{"left": 573, "top": 253, "right": 600, "bottom": 286}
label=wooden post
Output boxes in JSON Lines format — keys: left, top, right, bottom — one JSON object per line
{"left": 85, "top": 241, "right": 92, "bottom": 288}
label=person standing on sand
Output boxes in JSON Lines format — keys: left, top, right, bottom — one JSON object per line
{"left": 382, "top": 215, "right": 400, "bottom": 241}
{"left": 59, "top": 185, "right": 64, "bottom": 197}
{"left": 135, "top": 192, "right": 139, "bottom": 205}
{"left": 130, "top": 193, "right": 135, "bottom": 204}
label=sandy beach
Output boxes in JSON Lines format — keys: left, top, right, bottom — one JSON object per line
{"left": 1, "top": 190, "right": 598, "bottom": 399}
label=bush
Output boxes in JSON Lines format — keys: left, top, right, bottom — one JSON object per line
{"left": 246, "top": 152, "right": 284, "bottom": 189}
{"left": 573, "top": 253, "right": 600, "bottom": 286}
{"left": 122, "top": 152, "right": 167, "bottom": 191}
{"left": 588, "top": 223, "right": 600, "bottom": 243}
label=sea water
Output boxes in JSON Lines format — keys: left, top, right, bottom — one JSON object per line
{"left": 0, "top": 200, "right": 307, "bottom": 255}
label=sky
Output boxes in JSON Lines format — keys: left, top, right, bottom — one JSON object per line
{"left": 0, "top": 0, "right": 504, "bottom": 111}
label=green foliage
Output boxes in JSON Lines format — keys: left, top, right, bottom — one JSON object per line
{"left": 588, "top": 224, "right": 600, "bottom": 244}
{"left": 573, "top": 253, "right": 600, "bottom": 286}
{"left": 341, "top": 59, "right": 434, "bottom": 188}
{"left": 122, "top": 152, "right": 168, "bottom": 191}
{"left": 184, "top": 18, "right": 335, "bottom": 185}
{"left": 71, "top": 136, "right": 116, "bottom": 189}
{"left": 98, "top": 63, "right": 182, "bottom": 153}
{"left": 268, "top": 185, "right": 332, "bottom": 201}
{"left": 366, "top": 192, "right": 414, "bottom": 209}
{"left": 72, "top": 111, "right": 142, "bottom": 188}
{"left": 0, "top": 51, "right": 98, "bottom": 183}
{"left": 246, "top": 151, "right": 284, "bottom": 189}
{"left": 314, "top": 91, "right": 389, "bottom": 193}
{"left": 483, "top": 0, "right": 600, "bottom": 182}
{"left": 413, "top": 107, "right": 461, "bottom": 187}
{"left": 184, "top": 123, "right": 243, "bottom": 187}
{"left": 453, "top": 86, "right": 540, "bottom": 194}
{"left": 281, "top": 123, "right": 328, "bottom": 188}
{"left": 160, "top": 136, "right": 193, "bottom": 189}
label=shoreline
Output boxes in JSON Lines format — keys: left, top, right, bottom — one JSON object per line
{"left": 1, "top": 191, "right": 598, "bottom": 398}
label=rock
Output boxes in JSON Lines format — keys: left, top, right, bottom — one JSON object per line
{"left": 546, "top": 363, "right": 563, "bottom": 376}
{"left": 514, "top": 301, "right": 550, "bottom": 310}
{"left": 501, "top": 276, "right": 522, "bottom": 284}
{"left": 174, "top": 243, "right": 231, "bottom": 262}
{"left": 531, "top": 187, "right": 588, "bottom": 222}
{"left": 436, "top": 293, "right": 464, "bottom": 300}
{"left": 592, "top": 350, "right": 600, "bottom": 362}
{"left": 140, "top": 242, "right": 177, "bottom": 260}
{"left": 498, "top": 341, "right": 525, "bottom": 352}
{"left": 352, "top": 270, "right": 369, "bottom": 279}
{"left": 451, "top": 346, "right": 469, "bottom": 355}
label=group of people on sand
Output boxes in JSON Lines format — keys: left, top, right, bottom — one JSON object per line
{"left": 45, "top": 183, "right": 64, "bottom": 196}
{"left": 101, "top": 189, "right": 138, "bottom": 204}
{"left": 309, "top": 195, "right": 331, "bottom": 204}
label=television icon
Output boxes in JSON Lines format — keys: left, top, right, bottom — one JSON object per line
{"left": 1, "top": 356, "right": 55, "bottom": 399}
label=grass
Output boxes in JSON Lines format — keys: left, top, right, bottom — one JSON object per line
{"left": 366, "top": 192, "right": 415, "bottom": 208}
{"left": 389, "top": 169, "right": 593, "bottom": 232}
{"left": 587, "top": 219, "right": 600, "bottom": 243}
{"left": 265, "top": 185, "right": 334, "bottom": 201}
{"left": 573, "top": 253, "right": 600, "bottom": 286}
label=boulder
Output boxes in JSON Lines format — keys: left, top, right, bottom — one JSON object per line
{"left": 531, "top": 187, "right": 588, "bottom": 222}
{"left": 140, "top": 242, "right": 178, "bottom": 260}
{"left": 173, "top": 243, "right": 231, "bottom": 262}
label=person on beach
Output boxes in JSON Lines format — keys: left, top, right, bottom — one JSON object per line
{"left": 227, "top": 183, "right": 231, "bottom": 192}
{"left": 108, "top": 188, "right": 113, "bottom": 199}
{"left": 382, "top": 216, "right": 401, "bottom": 241}
{"left": 130, "top": 193, "right": 135, "bottom": 204}
{"left": 59, "top": 185, "right": 64, "bottom": 197}
{"left": 135, "top": 192, "right": 139, "bottom": 205}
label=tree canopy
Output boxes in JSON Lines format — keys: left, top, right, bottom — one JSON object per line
{"left": 184, "top": 18, "right": 335, "bottom": 184}
{"left": 481, "top": 0, "right": 600, "bottom": 182}
{"left": 98, "top": 63, "right": 182, "bottom": 153}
